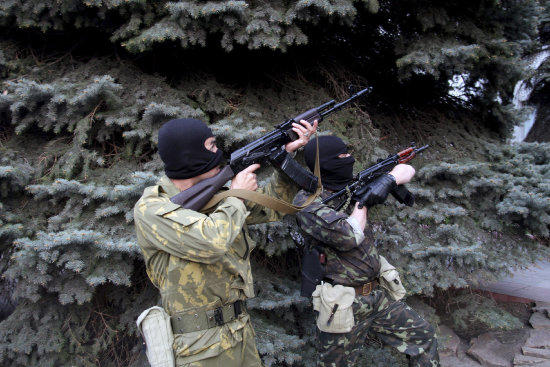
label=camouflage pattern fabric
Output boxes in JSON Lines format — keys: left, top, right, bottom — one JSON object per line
{"left": 134, "top": 171, "right": 295, "bottom": 366}
{"left": 318, "top": 288, "right": 439, "bottom": 367}
{"left": 293, "top": 190, "right": 380, "bottom": 286}
{"left": 293, "top": 189, "right": 439, "bottom": 366}
{"left": 177, "top": 321, "right": 261, "bottom": 367}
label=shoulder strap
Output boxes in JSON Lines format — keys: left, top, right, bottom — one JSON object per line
{"left": 200, "top": 135, "right": 322, "bottom": 214}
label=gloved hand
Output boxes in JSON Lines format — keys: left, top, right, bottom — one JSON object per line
{"left": 353, "top": 174, "right": 397, "bottom": 209}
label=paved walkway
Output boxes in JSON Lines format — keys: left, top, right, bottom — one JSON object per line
{"left": 477, "top": 260, "right": 550, "bottom": 303}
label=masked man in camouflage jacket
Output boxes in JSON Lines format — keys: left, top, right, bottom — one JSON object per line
{"left": 293, "top": 136, "right": 440, "bottom": 367}
{"left": 134, "top": 118, "right": 317, "bottom": 367}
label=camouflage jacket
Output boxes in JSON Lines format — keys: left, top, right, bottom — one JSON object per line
{"left": 293, "top": 189, "right": 381, "bottom": 286}
{"left": 134, "top": 171, "right": 296, "bottom": 363}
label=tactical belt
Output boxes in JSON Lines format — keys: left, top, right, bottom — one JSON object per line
{"left": 352, "top": 279, "right": 379, "bottom": 297}
{"left": 170, "top": 300, "right": 247, "bottom": 334}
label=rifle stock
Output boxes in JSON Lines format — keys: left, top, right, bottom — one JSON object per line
{"left": 170, "top": 166, "right": 235, "bottom": 211}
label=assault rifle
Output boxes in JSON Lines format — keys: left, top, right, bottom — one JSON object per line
{"left": 322, "top": 143, "right": 429, "bottom": 210}
{"left": 171, "top": 86, "right": 371, "bottom": 211}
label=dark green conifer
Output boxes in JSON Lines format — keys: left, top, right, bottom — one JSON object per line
{"left": 1, "top": 1, "right": 549, "bottom": 365}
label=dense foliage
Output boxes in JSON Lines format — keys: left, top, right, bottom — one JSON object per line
{"left": 1, "top": 0, "right": 548, "bottom": 134}
{"left": 1, "top": 1, "right": 549, "bottom": 366}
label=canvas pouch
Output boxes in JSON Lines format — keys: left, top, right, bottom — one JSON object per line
{"left": 312, "top": 282, "right": 355, "bottom": 333}
{"left": 136, "top": 306, "right": 175, "bottom": 367}
{"left": 378, "top": 255, "right": 406, "bottom": 301}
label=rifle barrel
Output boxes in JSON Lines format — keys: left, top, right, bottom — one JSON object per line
{"left": 320, "top": 87, "right": 370, "bottom": 118}
{"left": 416, "top": 144, "right": 429, "bottom": 153}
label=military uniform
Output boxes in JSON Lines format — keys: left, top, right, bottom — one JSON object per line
{"left": 134, "top": 173, "right": 295, "bottom": 367}
{"left": 293, "top": 189, "right": 440, "bottom": 367}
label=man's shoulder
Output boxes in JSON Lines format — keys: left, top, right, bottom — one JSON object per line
{"left": 135, "top": 184, "right": 162, "bottom": 204}
{"left": 294, "top": 190, "right": 348, "bottom": 223}
{"left": 134, "top": 184, "right": 214, "bottom": 227}
{"left": 134, "top": 185, "right": 176, "bottom": 219}
{"left": 293, "top": 189, "right": 313, "bottom": 206}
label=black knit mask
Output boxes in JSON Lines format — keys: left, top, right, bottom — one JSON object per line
{"left": 158, "top": 118, "right": 224, "bottom": 179}
{"left": 304, "top": 136, "right": 355, "bottom": 191}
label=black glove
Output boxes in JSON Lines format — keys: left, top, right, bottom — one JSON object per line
{"left": 353, "top": 174, "right": 397, "bottom": 209}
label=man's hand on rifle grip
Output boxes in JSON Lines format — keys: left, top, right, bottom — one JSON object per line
{"left": 353, "top": 164, "right": 416, "bottom": 208}
{"left": 231, "top": 164, "right": 261, "bottom": 191}
{"left": 353, "top": 175, "right": 397, "bottom": 209}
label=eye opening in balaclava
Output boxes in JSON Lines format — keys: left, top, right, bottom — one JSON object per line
{"left": 304, "top": 135, "right": 355, "bottom": 191}
{"left": 158, "top": 118, "right": 224, "bottom": 179}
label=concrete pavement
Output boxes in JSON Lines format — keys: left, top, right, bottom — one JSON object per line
{"left": 477, "top": 260, "right": 550, "bottom": 303}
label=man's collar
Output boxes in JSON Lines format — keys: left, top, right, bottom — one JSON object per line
{"left": 158, "top": 175, "right": 181, "bottom": 197}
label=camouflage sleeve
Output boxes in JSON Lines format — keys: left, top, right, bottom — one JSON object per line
{"left": 135, "top": 196, "right": 249, "bottom": 264}
{"left": 244, "top": 168, "right": 298, "bottom": 225}
{"left": 293, "top": 191, "right": 360, "bottom": 251}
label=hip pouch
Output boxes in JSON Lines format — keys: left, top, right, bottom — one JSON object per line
{"left": 378, "top": 255, "right": 406, "bottom": 301}
{"left": 312, "top": 282, "right": 355, "bottom": 333}
{"left": 136, "top": 306, "right": 175, "bottom": 367}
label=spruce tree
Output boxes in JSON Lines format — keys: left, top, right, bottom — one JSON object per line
{"left": 0, "top": 0, "right": 543, "bottom": 135}
{"left": 1, "top": 1, "right": 549, "bottom": 366}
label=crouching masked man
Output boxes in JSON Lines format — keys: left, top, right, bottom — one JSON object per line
{"left": 293, "top": 136, "right": 440, "bottom": 367}
{"left": 134, "top": 118, "right": 317, "bottom": 367}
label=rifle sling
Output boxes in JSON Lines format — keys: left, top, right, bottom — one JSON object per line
{"left": 201, "top": 135, "right": 322, "bottom": 214}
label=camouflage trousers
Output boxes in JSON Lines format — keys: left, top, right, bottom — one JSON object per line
{"left": 178, "top": 322, "right": 263, "bottom": 367}
{"left": 317, "top": 288, "right": 440, "bottom": 367}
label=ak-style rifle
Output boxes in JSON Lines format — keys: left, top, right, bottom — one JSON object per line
{"left": 322, "top": 143, "right": 429, "bottom": 210}
{"left": 171, "top": 87, "right": 371, "bottom": 211}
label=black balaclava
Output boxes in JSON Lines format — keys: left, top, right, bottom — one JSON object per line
{"left": 158, "top": 118, "right": 223, "bottom": 179}
{"left": 304, "top": 136, "right": 355, "bottom": 191}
